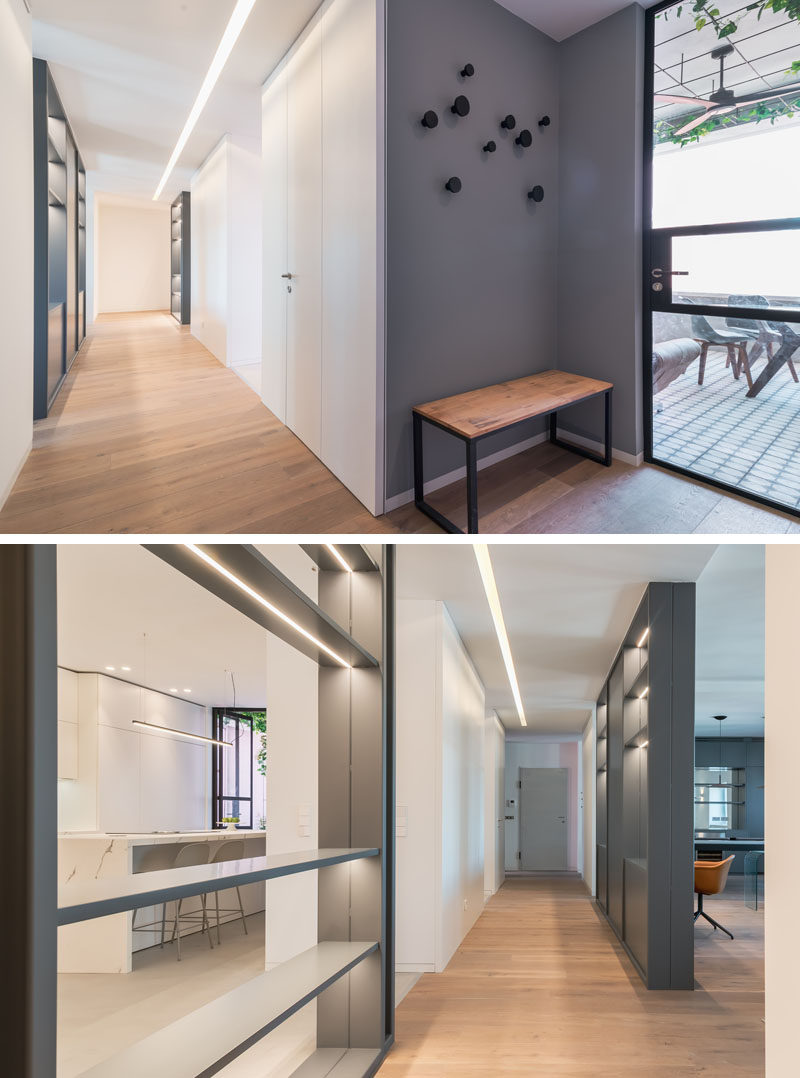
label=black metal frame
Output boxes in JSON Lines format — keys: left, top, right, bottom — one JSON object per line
{"left": 211, "top": 708, "right": 263, "bottom": 830}
{"left": 694, "top": 891, "right": 734, "bottom": 939}
{"left": 413, "top": 389, "right": 613, "bottom": 534}
{"left": 643, "top": 0, "right": 800, "bottom": 520}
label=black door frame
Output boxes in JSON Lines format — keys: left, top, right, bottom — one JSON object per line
{"left": 643, "top": 0, "right": 800, "bottom": 520}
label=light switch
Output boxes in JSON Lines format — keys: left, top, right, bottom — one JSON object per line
{"left": 396, "top": 804, "right": 408, "bottom": 838}
{"left": 297, "top": 804, "right": 311, "bottom": 838}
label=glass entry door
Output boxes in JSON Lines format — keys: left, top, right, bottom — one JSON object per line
{"left": 646, "top": 1, "right": 800, "bottom": 514}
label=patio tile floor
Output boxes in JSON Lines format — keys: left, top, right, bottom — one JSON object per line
{"left": 653, "top": 347, "right": 800, "bottom": 511}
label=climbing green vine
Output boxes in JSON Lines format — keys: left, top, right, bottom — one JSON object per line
{"left": 655, "top": 1, "right": 800, "bottom": 145}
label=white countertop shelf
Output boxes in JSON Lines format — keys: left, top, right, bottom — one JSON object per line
{"left": 58, "top": 847, "right": 379, "bottom": 926}
{"left": 80, "top": 941, "right": 379, "bottom": 1078}
{"left": 59, "top": 829, "right": 256, "bottom": 844}
{"left": 291, "top": 1048, "right": 383, "bottom": 1077}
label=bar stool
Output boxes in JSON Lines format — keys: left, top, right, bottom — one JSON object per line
{"left": 208, "top": 839, "right": 249, "bottom": 946}
{"left": 164, "top": 842, "right": 213, "bottom": 961}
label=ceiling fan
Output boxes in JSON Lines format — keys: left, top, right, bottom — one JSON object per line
{"left": 656, "top": 43, "right": 800, "bottom": 137}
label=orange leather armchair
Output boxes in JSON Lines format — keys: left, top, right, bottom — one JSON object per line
{"left": 694, "top": 855, "right": 735, "bottom": 940}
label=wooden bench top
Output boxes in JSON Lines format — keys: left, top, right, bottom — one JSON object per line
{"left": 413, "top": 370, "right": 613, "bottom": 440}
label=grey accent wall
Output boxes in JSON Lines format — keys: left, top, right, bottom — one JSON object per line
{"left": 386, "top": 0, "right": 560, "bottom": 501}
{"left": 557, "top": 4, "right": 645, "bottom": 459}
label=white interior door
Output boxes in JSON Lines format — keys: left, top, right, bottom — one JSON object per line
{"left": 519, "top": 768, "right": 569, "bottom": 871}
{"left": 286, "top": 20, "right": 322, "bottom": 458}
{"left": 261, "top": 66, "right": 288, "bottom": 424}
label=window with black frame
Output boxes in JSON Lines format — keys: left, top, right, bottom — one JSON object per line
{"left": 646, "top": 0, "right": 800, "bottom": 516}
{"left": 211, "top": 709, "right": 267, "bottom": 830}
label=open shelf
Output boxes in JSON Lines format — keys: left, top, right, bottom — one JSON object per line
{"left": 625, "top": 661, "right": 649, "bottom": 701}
{"left": 624, "top": 725, "right": 649, "bottom": 749}
{"left": 147, "top": 544, "right": 380, "bottom": 669}
{"left": 81, "top": 941, "right": 379, "bottom": 1078}
{"left": 170, "top": 191, "right": 190, "bottom": 324}
{"left": 58, "top": 848, "right": 379, "bottom": 926}
{"left": 291, "top": 1049, "right": 383, "bottom": 1078}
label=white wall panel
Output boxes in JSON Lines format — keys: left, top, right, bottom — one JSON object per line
{"left": 227, "top": 137, "right": 263, "bottom": 368}
{"left": 0, "top": 0, "right": 33, "bottom": 509}
{"left": 261, "top": 67, "right": 289, "bottom": 423}
{"left": 98, "top": 725, "right": 141, "bottom": 833}
{"left": 321, "top": 0, "right": 382, "bottom": 513}
{"left": 191, "top": 140, "right": 229, "bottom": 363}
{"left": 484, "top": 713, "right": 505, "bottom": 900}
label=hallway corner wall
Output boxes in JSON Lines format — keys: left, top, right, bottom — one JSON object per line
{"left": 396, "top": 599, "right": 485, "bottom": 974}
{"left": 384, "top": 0, "right": 560, "bottom": 505}
{"left": 191, "top": 135, "right": 262, "bottom": 368}
{"left": 0, "top": 0, "right": 34, "bottom": 509}
{"left": 556, "top": 3, "right": 645, "bottom": 462}
{"left": 95, "top": 197, "right": 171, "bottom": 315}
{"left": 765, "top": 547, "right": 800, "bottom": 1077}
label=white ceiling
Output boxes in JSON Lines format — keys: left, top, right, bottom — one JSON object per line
{"left": 495, "top": 0, "right": 662, "bottom": 42}
{"left": 30, "top": 0, "right": 320, "bottom": 201}
{"left": 57, "top": 545, "right": 267, "bottom": 707}
{"left": 397, "top": 543, "right": 720, "bottom": 736}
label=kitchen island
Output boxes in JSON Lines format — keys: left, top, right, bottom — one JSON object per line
{"left": 58, "top": 830, "right": 266, "bottom": 973}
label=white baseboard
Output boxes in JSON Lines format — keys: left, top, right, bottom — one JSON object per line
{"left": 556, "top": 428, "right": 644, "bottom": 468}
{"left": 0, "top": 440, "right": 32, "bottom": 512}
{"left": 396, "top": 962, "right": 435, "bottom": 974}
{"left": 385, "top": 432, "right": 549, "bottom": 513}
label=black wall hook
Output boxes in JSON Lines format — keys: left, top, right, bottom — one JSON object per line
{"left": 421, "top": 110, "right": 439, "bottom": 129}
{"left": 482, "top": 140, "right": 497, "bottom": 154}
{"left": 445, "top": 177, "right": 463, "bottom": 194}
{"left": 500, "top": 114, "right": 516, "bottom": 131}
{"left": 460, "top": 63, "right": 475, "bottom": 78}
{"left": 528, "top": 186, "right": 545, "bottom": 203}
{"left": 451, "top": 95, "right": 471, "bottom": 118}
{"left": 538, "top": 116, "right": 551, "bottom": 128}
{"left": 515, "top": 129, "right": 533, "bottom": 149}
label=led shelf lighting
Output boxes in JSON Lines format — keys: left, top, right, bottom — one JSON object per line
{"left": 326, "top": 544, "right": 353, "bottom": 573}
{"left": 185, "top": 544, "right": 352, "bottom": 668}
{"left": 474, "top": 544, "right": 527, "bottom": 728}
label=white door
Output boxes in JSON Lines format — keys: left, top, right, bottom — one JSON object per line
{"left": 519, "top": 768, "right": 569, "bottom": 871}
{"left": 261, "top": 66, "right": 288, "bottom": 424}
{"left": 286, "top": 20, "right": 323, "bottom": 458}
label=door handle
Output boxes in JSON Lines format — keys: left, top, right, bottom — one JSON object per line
{"left": 281, "top": 273, "right": 294, "bottom": 280}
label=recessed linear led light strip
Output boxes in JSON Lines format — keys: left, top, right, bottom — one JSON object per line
{"left": 637, "top": 628, "right": 650, "bottom": 648}
{"left": 153, "top": 0, "right": 258, "bottom": 201}
{"left": 474, "top": 545, "right": 527, "bottom": 728}
{"left": 132, "top": 720, "right": 231, "bottom": 750}
{"left": 639, "top": 686, "right": 650, "bottom": 700}
{"left": 185, "top": 544, "right": 352, "bottom": 669}
{"left": 326, "top": 544, "right": 353, "bottom": 573}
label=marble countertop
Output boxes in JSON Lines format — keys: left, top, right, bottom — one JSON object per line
{"left": 59, "top": 830, "right": 266, "bottom": 844}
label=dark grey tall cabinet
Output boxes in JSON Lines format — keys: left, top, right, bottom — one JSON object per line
{"left": 595, "top": 583, "right": 696, "bottom": 990}
{"left": 33, "top": 60, "right": 87, "bottom": 420}
{"left": 171, "top": 192, "right": 191, "bottom": 324}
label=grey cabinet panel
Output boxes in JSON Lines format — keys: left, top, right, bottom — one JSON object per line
{"left": 722, "top": 741, "right": 747, "bottom": 768}
{"left": 694, "top": 740, "right": 719, "bottom": 767}
{"left": 747, "top": 741, "right": 765, "bottom": 766}
{"left": 606, "top": 656, "right": 624, "bottom": 936}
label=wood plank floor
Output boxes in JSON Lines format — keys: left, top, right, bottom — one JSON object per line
{"left": 0, "top": 313, "right": 396, "bottom": 535}
{"left": 387, "top": 441, "right": 800, "bottom": 534}
{"left": 383, "top": 876, "right": 764, "bottom": 1077}
{"left": 2, "top": 310, "right": 797, "bottom": 534}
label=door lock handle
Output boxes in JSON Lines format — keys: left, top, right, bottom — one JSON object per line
{"left": 281, "top": 273, "right": 294, "bottom": 280}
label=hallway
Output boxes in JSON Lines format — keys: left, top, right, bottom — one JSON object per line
{"left": 384, "top": 877, "right": 764, "bottom": 1077}
{"left": 0, "top": 312, "right": 395, "bottom": 535}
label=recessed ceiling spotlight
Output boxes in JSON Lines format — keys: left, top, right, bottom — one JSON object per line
{"left": 183, "top": 688, "right": 192, "bottom": 694}
{"left": 170, "top": 688, "right": 178, "bottom": 693}
{"left": 153, "top": 0, "right": 258, "bottom": 201}
{"left": 105, "top": 666, "right": 115, "bottom": 671}
{"left": 121, "top": 666, "right": 132, "bottom": 672}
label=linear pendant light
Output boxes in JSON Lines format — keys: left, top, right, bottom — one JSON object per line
{"left": 153, "top": 0, "right": 258, "bottom": 201}
{"left": 133, "top": 719, "right": 231, "bottom": 749}
{"left": 184, "top": 544, "right": 352, "bottom": 668}
{"left": 474, "top": 545, "right": 527, "bottom": 728}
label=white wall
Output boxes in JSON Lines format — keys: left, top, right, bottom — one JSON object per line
{"left": 57, "top": 671, "right": 210, "bottom": 834}
{"left": 581, "top": 713, "right": 596, "bottom": 895}
{"left": 484, "top": 713, "right": 506, "bottom": 901}
{"left": 504, "top": 738, "right": 581, "bottom": 873}
{"left": 396, "top": 599, "right": 485, "bottom": 974}
{"left": 764, "top": 547, "right": 799, "bottom": 1077}
{"left": 191, "top": 135, "right": 262, "bottom": 368}
{"left": 0, "top": 0, "right": 33, "bottom": 509}
{"left": 95, "top": 197, "right": 171, "bottom": 314}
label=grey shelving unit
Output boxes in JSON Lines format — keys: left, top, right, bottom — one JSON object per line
{"left": 171, "top": 192, "right": 191, "bottom": 325}
{"left": 63, "top": 543, "right": 395, "bottom": 1077}
{"left": 34, "top": 60, "right": 87, "bottom": 420}
{"left": 595, "top": 583, "right": 695, "bottom": 990}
